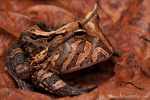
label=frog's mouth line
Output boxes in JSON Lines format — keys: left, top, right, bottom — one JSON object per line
{"left": 62, "top": 53, "right": 113, "bottom": 74}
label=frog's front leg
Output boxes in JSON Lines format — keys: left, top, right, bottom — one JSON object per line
{"left": 6, "top": 44, "right": 32, "bottom": 90}
{"left": 32, "top": 69, "right": 97, "bottom": 96}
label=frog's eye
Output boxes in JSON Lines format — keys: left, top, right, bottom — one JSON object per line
{"left": 74, "top": 29, "right": 86, "bottom": 37}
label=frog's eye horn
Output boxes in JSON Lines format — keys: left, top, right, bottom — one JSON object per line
{"left": 74, "top": 29, "right": 86, "bottom": 37}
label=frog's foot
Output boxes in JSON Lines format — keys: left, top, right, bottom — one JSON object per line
{"left": 17, "top": 80, "right": 33, "bottom": 90}
{"left": 109, "top": 51, "right": 122, "bottom": 65}
{"left": 6, "top": 60, "right": 33, "bottom": 90}
{"left": 109, "top": 57, "right": 117, "bottom": 65}
{"left": 114, "top": 51, "right": 122, "bottom": 57}
{"left": 6, "top": 44, "right": 32, "bottom": 91}
{"left": 6, "top": 65, "right": 32, "bottom": 90}
{"left": 75, "top": 84, "right": 97, "bottom": 92}
{"left": 54, "top": 84, "right": 97, "bottom": 96}
{"left": 75, "top": 84, "right": 82, "bottom": 88}
{"left": 82, "top": 85, "right": 98, "bottom": 92}
{"left": 33, "top": 70, "right": 97, "bottom": 96}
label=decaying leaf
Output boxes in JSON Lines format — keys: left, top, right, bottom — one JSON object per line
{"left": 1, "top": 0, "right": 150, "bottom": 99}
{"left": 0, "top": 88, "right": 52, "bottom": 100}
{"left": 0, "top": 27, "right": 16, "bottom": 72}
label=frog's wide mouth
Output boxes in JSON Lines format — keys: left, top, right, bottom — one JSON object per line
{"left": 62, "top": 53, "right": 113, "bottom": 74}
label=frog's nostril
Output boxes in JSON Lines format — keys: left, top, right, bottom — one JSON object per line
{"left": 77, "top": 53, "right": 80, "bottom": 55}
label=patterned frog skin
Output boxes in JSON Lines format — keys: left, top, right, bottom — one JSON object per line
{"left": 6, "top": 5, "right": 119, "bottom": 96}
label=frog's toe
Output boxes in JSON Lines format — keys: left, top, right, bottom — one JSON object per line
{"left": 68, "top": 84, "right": 98, "bottom": 96}
{"left": 75, "top": 84, "right": 82, "bottom": 88}
{"left": 17, "top": 80, "right": 33, "bottom": 90}
{"left": 82, "top": 85, "right": 98, "bottom": 92}
{"left": 65, "top": 85, "right": 98, "bottom": 96}
{"left": 69, "top": 89, "right": 86, "bottom": 96}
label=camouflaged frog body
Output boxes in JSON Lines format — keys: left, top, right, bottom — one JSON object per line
{"left": 6, "top": 5, "right": 119, "bottom": 96}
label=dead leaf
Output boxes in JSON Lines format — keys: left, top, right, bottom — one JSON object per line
{"left": 0, "top": 88, "right": 52, "bottom": 100}
{"left": 1, "top": 0, "right": 150, "bottom": 100}
{"left": 0, "top": 27, "right": 16, "bottom": 72}
{"left": 0, "top": 10, "right": 34, "bottom": 37}
{"left": 20, "top": 5, "right": 76, "bottom": 27}
{"left": 0, "top": 72, "right": 16, "bottom": 88}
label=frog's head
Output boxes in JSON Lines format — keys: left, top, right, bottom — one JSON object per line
{"left": 24, "top": 5, "right": 115, "bottom": 74}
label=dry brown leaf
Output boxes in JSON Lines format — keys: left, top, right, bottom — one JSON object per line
{"left": 0, "top": 88, "right": 52, "bottom": 100}
{"left": 20, "top": 5, "right": 76, "bottom": 27}
{"left": 0, "top": 72, "right": 16, "bottom": 88}
{"left": 1, "top": 0, "right": 150, "bottom": 100}
{"left": 105, "top": 0, "right": 150, "bottom": 98}
{"left": 0, "top": 27, "right": 16, "bottom": 72}
{"left": 0, "top": 10, "right": 34, "bottom": 37}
